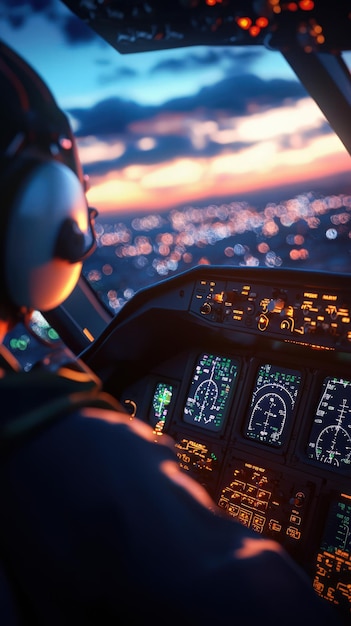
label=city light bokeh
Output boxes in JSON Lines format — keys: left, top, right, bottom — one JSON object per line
{"left": 82, "top": 190, "right": 351, "bottom": 314}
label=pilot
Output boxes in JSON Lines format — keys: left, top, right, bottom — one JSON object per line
{"left": 0, "top": 40, "right": 341, "bottom": 625}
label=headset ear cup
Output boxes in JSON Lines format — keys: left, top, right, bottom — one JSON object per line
{"left": 4, "top": 159, "right": 90, "bottom": 311}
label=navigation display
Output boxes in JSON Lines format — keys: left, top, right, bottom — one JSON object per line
{"left": 307, "top": 376, "right": 351, "bottom": 470}
{"left": 149, "top": 382, "right": 174, "bottom": 434}
{"left": 183, "top": 353, "right": 239, "bottom": 432}
{"left": 244, "top": 364, "right": 301, "bottom": 447}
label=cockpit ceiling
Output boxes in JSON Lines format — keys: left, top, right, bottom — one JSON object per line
{"left": 61, "top": 1, "right": 351, "bottom": 55}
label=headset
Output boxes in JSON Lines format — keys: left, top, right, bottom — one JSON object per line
{"left": 0, "top": 41, "right": 97, "bottom": 313}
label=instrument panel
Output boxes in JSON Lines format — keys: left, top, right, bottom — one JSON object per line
{"left": 62, "top": 0, "right": 351, "bottom": 55}
{"left": 87, "top": 267, "right": 351, "bottom": 623}
{"left": 190, "top": 275, "right": 351, "bottom": 351}
{"left": 136, "top": 353, "right": 351, "bottom": 622}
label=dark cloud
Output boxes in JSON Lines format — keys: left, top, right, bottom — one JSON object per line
{"left": 0, "top": 0, "right": 51, "bottom": 15}
{"left": 0, "top": 0, "right": 97, "bottom": 44}
{"left": 83, "top": 134, "right": 194, "bottom": 176}
{"left": 70, "top": 97, "right": 155, "bottom": 136}
{"left": 0, "top": 0, "right": 55, "bottom": 28}
{"left": 150, "top": 46, "right": 262, "bottom": 74}
{"left": 82, "top": 130, "right": 252, "bottom": 178}
{"left": 176, "top": 74, "right": 306, "bottom": 113}
{"left": 221, "top": 47, "right": 262, "bottom": 65}
{"left": 278, "top": 121, "right": 333, "bottom": 151}
{"left": 305, "top": 120, "right": 332, "bottom": 138}
{"left": 151, "top": 48, "right": 227, "bottom": 73}
{"left": 1, "top": 0, "right": 57, "bottom": 22}
{"left": 70, "top": 70, "right": 310, "bottom": 177}
{"left": 60, "top": 12, "right": 97, "bottom": 44}
{"left": 89, "top": 47, "right": 262, "bottom": 90}
{"left": 97, "top": 65, "right": 138, "bottom": 86}
{"left": 70, "top": 72, "right": 306, "bottom": 138}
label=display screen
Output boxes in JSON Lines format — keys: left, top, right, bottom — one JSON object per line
{"left": 313, "top": 494, "right": 351, "bottom": 617}
{"left": 244, "top": 363, "right": 301, "bottom": 447}
{"left": 149, "top": 382, "right": 174, "bottom": 434}
{"left": 183, "top": 353, "right": 238, "bottom": 432}
{"left": 307, "top": 376, "right": 351, "bottom": 469}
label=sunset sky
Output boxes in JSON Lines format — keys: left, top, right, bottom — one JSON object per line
{"left": 1, "top": 0, "right": 351, "bottom": 215}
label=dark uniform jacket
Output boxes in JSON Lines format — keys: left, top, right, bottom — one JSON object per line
{"left": 0, "top": 367, "right": 342, "bottom": 625}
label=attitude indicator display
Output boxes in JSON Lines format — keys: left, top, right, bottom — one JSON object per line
{"left": 183, "top": 353, "right": 239, "bottom": 432}
{"left": 307, "top": 377, "right": 351, "bottom": 470}
{"left": 244, "top": 364, "right": 301, "bottom": 447}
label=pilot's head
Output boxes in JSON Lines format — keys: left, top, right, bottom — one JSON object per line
{"left": 0, "top": 41, "right": 96, "bottom": 327}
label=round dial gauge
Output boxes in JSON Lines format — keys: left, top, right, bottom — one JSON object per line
{"left": 307, "top": 377, "right": 351, "bottom": 469}
{"left": 245, "top": 364, "right": 301, "bottom": 447}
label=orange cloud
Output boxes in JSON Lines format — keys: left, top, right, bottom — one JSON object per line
{"left": 84, "top": 101, "right": 351, "bottom": 214}
{"left": 86, "top": 138, "right": 350, "bottom": 214}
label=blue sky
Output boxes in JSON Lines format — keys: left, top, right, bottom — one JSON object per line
{"left": 1, "top": 0, "right": 350, "bottom": 215}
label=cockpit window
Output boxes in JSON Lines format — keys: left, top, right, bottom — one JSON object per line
{"left": 79, "top": 44, "right": 351, "bottom": 315}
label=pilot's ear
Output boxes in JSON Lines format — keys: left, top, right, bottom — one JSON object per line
{"left": 2, "top": 155, "right": 91, "bottom": 312}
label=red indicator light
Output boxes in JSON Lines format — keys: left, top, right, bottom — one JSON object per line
{"left": 236, "top": 17, "right": 252, "bottom": 30}
{"left": 256, "top": 16, "right": 269, "bottom": 28}
{"left": 249, "top": 25, "right": 261, "bottom": 37}
{"left": 299, "top": 0, "right": 314, "bottom": 10}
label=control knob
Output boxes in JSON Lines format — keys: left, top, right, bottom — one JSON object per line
{"left": 200, "top": 301, "right": 212, "bottom": 315}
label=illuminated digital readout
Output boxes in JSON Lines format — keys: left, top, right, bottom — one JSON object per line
{"left": 313, "top": 495, "right": 351, "bottom": 611}
{"left": 307, "top": 377, "right": 351, "bottom": 469}
{"left": 183, "top": 353, "right": 238, "bottom": 432}
{"left": 244, "top": 364, "right": 301, "bottom": 447}
{"left": 150, "top": 382, "right": 174, "bottom": 434}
